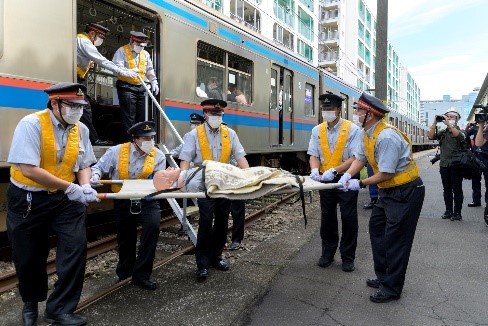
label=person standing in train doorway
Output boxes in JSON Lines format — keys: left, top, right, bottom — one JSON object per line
{"left": 7, "top": 83, "right": 100, "bottom": 326}
{"left": 76, "top": 23, "right": 138, "bottom": 146}
{"left": 341, "top": 92, "right": 425, "bottom": 303}
{"left": 90, "top": 121, "right": 166, "bottom": 291}
{"left": 178, "top": 99, "right": 249, "bottom": 282}
{"left": 113, "top": 31, "right": 159, "bottom": 137}
{"left": 308, "top": 93, "right": 361, "bottom": 272}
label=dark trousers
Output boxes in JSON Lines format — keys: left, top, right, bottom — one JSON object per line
{"left": 80, "top": 104, "right": 99, "bottom": 144}
{"left": 367, "top": 164, "right": 379, "bottom": 199}
{"left": 196, "top": 198, "right": 231, "bottom": 270}
{"left": 230, "top": 200, "right": 245, "bottom": 243}
{"left": 319, "top": 189, "right": 359, "bottom": 263}
{"left": 116, "top": 80, "right": 147, "bottom": 138}
{"left": 471, "top": 163, "right": 488, "bottom": 204}
{"left": 369, "top": 178, "right": 425, "bottom": 297}
{"left": 6, "top": 184, "right": 86, "bottom": 315}
{"left": 114, "top": 200, "right": 161, "bottom": 281}
{"left": 440, "top": 166, "right": 464, "bottom": 213}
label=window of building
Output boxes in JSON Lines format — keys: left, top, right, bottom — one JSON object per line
{"left": 274, "top": 0, "right": 295, "bottom": 28}
{"left": 304, "top": 83, "right": 314, "bottom": 116}
{"left": 273, "top": 23, "right": 294, "bottom": 51}
{"left": 229, "top": 0, "right": 261, "bottom": 33}
{"left": 299, "top": 0, "right": 313, "bottom": 12}
{"left": 202, "top": 0, "right": 223, "bottom": 12}
{"left": 196, "top": 41, "right": 253, "bottom": 104}
{"left": 297, "top": 39, "right": 312, "bottom": 62}
{"left": 297, "top": 7, "right": 313, "bottom": 41}
{"left": 358, "top": 21, "right": 364, "bottom": 40}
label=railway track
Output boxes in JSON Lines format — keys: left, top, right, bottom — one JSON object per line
{"left": 0, "top": 193, "right": 297, "bottom": 299}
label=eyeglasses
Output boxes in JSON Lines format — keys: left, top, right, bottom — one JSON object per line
{"left": 61, "top": 102, "right": 87, "bottom": 111}
{"left": 205, "top": 111, "right": 224, "bottom": 117}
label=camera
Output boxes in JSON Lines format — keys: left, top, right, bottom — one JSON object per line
{"left": 430, "top": 154, "right": 440, "bottom": 165}
{"left": 435, "top": 115, "right": 445, "bottom": 122}
{"left": 474, "top": 104, "right": 488, "bottom": 123}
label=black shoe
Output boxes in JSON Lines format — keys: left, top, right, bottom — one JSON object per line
{"left": 366, "top": 278, "right": 381, "bottom": 289}
{"left": 363, "top": 199, "right": 378, "bottom": 209}
{"left": 132, "top": 278, "right": 158, "bottom": 291}
{"left": 468, "top": 202, "right": 481, "bottom": 207}
{"left": 44, "top": 312, "right": 87, "bottom": 326}
{"left": 22, "top": 302, "right": 38, "bottom": 326}
{"left": 342, "top": 261, "right": 355, "bottom": 272}
{"left": 369, "top": 290, "right": 400, "bottom": 303}
{"left": 212, "top": 259, "right": 230, "bottom": 271}
{"left": 484, "top": 214, "right": 488, "bottom": 227}
{"left": 317, "top": 256, "right": 334, "bottom": 268}
{"left": 229, "top": 241, "right": 241, "bottom": 250}
{"left": 93, "top": 139, "right": 113, "bottom": 146}
{"left": 196, "top": 268, "right": 209, "bottom": 281}
{"left": 441, "top": 211, "right": 452, "bottom": 219}
{"left": 450, "top": 212, "right": 462, "bottom": 221}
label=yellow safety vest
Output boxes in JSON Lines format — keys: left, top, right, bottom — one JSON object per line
{"left": 319, "top": 119, "right": 352, "bottom": 172}
{"left": 76, "top": 33, "right": 94, "bottom": 79}
{"left": 197, "top": 124, "right": 231, "bottom": 163}
{"left": 10, "top": 109, "right": 80, "bottom": 191}
{"left": 117, "top": 44, "right": 146, "bottom": 84}
{"left": 112, "top": 142, "right": 156, "bottom": 192}
{"left": 364, "top": 121, "right": 419, "bottom": 189}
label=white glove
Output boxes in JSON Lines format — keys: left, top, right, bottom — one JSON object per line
{"left": 321, "top": 168, "right": 336, "bottom": 182}
{"left": 338, "top": 172, "right": 352, "bottom": 191}
{"left": 150, "top": 80, "right": 159, "bottom": 95}
{"left": 81, "top": 184, "right": 101, "bottom": 203}
{"left": 310, "top": 168, "right": 321, "bottom": 182}
{"left": 118, "top": 67, "right": 138, "bottom": 79}
{"left": 90, "top": 173, "right": 102, "bottom": 188}
{"left": 65, "top": 183, "right": 88, "bottom": 205}
{"left": 346, "top": 179, "right": 361, "bottom": 191}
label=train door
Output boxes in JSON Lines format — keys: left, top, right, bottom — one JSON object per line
{"left": 269, "top": 64, "right": 293, "bottom": 146}
{"left": 76, "top": 0, "right": 159, "bottom": 144}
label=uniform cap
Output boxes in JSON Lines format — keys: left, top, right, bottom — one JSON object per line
{"left": 44, "top": 82, "right": 88, "bottom": 105}
{"left": 201, "top": 99, "right": 227, "bottom": 111}
{"left": 319, "top": 93, "right": 344, "bottom": 108}
{"left": 86, "top": 23, "right": 110, "bottom": 37}
{"left": 127, "top": 121, "right": 156, "bottom": 137}
{"left": 354, "top": 92, "right": 390, "bottom": 116}
{"left": 190, "top": 113, "right": 205, "bottom": 123}
{"left": 130, "top": 31, "right": 148, "bottom": 46}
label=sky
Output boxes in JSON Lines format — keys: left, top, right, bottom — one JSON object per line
{"left": 365, "top": 0, "right": 488, "bottom": 101}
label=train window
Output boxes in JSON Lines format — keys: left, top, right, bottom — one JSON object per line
{"left": 196, "top": 41, "right": 253, "bottom": 104}
{"left": 270, "top": 69, "right": 278, "bottom": 110}
{"left": 304, "top": 83, "right": 314, "bottom": 116}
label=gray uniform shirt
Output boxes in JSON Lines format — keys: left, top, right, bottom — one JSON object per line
{"left": 8, "top": 110, "right": 96, "bottom": 191}
{"left": 307, "top": 118, "right": 361, "bottom": 164}
{"left": 112, "top": 45, "right": 156, "bottom": 84}
{"left": 77, "top": 33, "right": 122, "bottom": 75}
{"left": 179, "top": 124, "right": 246, "bottom": 164}
{"left": 353, "top": 121, "right": 411, "bottom": 173}
{"left": 91, "top": 143, "right": 166, "bottom": 179}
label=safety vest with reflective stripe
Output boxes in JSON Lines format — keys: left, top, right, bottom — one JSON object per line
{"left": 364, "top": 121, "right": 419, "bottom": 188}
{"left": 117, "top": 45, "right": 146, "bottom": 84}
{"left": 10, "top": 109, "right": 80, "bottom": 191}
{"left": 111, "top": 142, "right": 156, "bottom": 192}
{"left": 319, "top": 119, "right": 352, "bottom": 172}
{"left": 197, "top": 124, "right": 231, "bottom": 163}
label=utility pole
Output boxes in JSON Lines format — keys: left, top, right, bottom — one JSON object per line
{"left": 375, "top": 0, "right": 388, "bottom": 106}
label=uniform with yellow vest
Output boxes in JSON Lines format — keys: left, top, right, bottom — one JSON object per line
{"left": 178, "top": 99, "right": 249, "bottom": 282}
{"left": 77, "top": 23, "right": 138, "bottom": 146}
{"left": 307, "top": 93, "right": 361, "bottom": 273}
{"left": 7, "top": 82, "right": 99, "bottom": 326}
{"left": 340, "top": 92, "right": 425, "bottom": 304}
{"left": 90, "top": 121, "right": 166, "bottom": 291}
{"left": 112, "top": 31, "right": 159, "bottom": 138}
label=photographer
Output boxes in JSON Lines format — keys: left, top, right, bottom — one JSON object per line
{"left": 427, "top": 109, "right": 465, "bottom": 221}
{"left": 466, "top": 122, "right": 483, "bottom": 208}
{"left": 473, "top": 117, "right": 488, "bottom": 227}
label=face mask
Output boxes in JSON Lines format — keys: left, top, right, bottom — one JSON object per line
{"left": 352, "top": 114, "right": 365, "bottom": 127}
{"left": 133, "top": 45, "right": 144, "bottom": 54}
{"left": 322, "top": 111, "right": 337, "bottom": 123}
{"left": 94, "top": 37, "right": 103, "bottom": 47}
{"left": 139, "top": 140, "right": 155, "bottom": 153}
{"left": 191, "top": 124, "right": 198, "bottom": 130}
{"left": 62, "top": 107, "right": 83, "bottom": 125}
{"left": 207, "top": 116, "right": 222, "bottom": 129}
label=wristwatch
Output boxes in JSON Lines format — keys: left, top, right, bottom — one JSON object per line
{"left": 359, "top": 180, "right": 366, "bottom": 188}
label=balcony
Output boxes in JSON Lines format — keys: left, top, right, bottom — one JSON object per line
{"left": 320, "top": 10, "right": 339, "bottom": 23}
{"left": 319, "top": 30, "right": 339, "bottom": 44}
{"left": 318, "top": 51, "right": 338, "bottom": 63}
{"left": 320, "top": 0, "right": 340, "bottom": 9}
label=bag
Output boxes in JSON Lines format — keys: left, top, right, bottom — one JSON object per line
{"left": 450, "top": 150, "right": 485, "bottom": 179}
